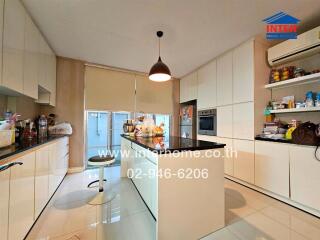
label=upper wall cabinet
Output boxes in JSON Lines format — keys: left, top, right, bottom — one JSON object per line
{"left": 23, "top": 14, "right": 39, "bottom": 99}
{"left": 0, "top": 0, "right": 56, "bottom": 106}
{"left": 233, "top": 40, "right": 254, "bottom": 104}
{"left": 197, "top": 59, "right": 217, "bottom": 109}
{"left": 217, "top": 51, "right": 233, "bottom": 106}
{"left": 180, "top": 71, "right": 197, "bottom": 103}
{"left": 2, "top": 0, "right": 25, "bottom": 93}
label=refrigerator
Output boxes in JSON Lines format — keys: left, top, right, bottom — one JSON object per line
{"left": 180, "top": 101, "right": 197, "bottom": 139}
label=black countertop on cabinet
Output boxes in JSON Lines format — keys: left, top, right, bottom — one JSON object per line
{"left": 255, "top": 136, "right": 318, "bottom": 147}
{"left": 0, "top": 135, "right": 67, "bottom": 161}
{"left": 121, "top": 134, "right": 225, "bottom": 154}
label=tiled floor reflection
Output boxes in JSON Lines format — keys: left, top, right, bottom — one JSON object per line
{"left": 27, "top": 167, "right": 320, "bottom": 240}
{"left": 27, "top": 167, "right": 156, "bottom": 240}
{"left": 204, "top": 179, "right": 320, "bottom": 240}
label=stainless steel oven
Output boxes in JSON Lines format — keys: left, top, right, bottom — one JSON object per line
{"left": 198, "top": 109, "right": 217, "bottom": 136}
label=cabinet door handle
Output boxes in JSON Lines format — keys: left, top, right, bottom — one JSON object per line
{"left": 0, "top": 162, "right": 23, "bottom": 172}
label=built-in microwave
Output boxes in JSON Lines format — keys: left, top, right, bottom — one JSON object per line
{"left": 198, "top": 109, "right": 217, "bottom": 136}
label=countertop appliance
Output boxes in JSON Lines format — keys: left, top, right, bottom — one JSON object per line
{"left": 180, "top": 101, "right": 196, "bottom": 139}
{"left": 198, "top": 109, "right": 217, "bottom": 136}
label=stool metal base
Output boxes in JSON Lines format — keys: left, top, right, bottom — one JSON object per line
{"left": 88, "top": 192, "right": 116, "bottom": 205}
{"left": 87, "top": 179, "right": 107, "bottom": 188}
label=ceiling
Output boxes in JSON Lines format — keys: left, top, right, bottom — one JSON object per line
{"left": 22, "top": 0, "right": 320, "bottom": 78}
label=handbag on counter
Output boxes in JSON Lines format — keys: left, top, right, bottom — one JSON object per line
{"left": 292, "top": 122, "right": 320, "bottom": 161}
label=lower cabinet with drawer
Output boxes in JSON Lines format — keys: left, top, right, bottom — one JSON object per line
{"left": 255, "top": 141, "right": 289, "bottom": 198}
{"left": 233, "top": 139, "right": 255, "bottom": 184}
{"left": 0, "top": 136, "right": 69, "bottom": 240}
{"left": 131, "top": 143, "right": 158, "bottom": 218}
{"left": 35, "top": 145, "right": 50, "bottom": 219}
{"left": 0, "top": 164, "right": 10, "bottom": 240}
{"left": 290, "top": 144, "right": 320, "bottom": 211}
{"left": 8, "top": 152, "right": 36, "bottom": 240}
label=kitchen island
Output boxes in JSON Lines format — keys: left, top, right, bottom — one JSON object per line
{"left": 120, "top": 135, "right": 226, "bottom": 240}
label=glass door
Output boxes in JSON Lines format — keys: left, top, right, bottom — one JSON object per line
{"left": 111, "top": 112, "right": 131, "bottom": 165}
{"left": 86, "top": 111, "right": 110, "bottom": 168}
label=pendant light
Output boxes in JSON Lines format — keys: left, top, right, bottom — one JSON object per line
{"left": 149, "top": 31, "right": 171, "bottom": 82}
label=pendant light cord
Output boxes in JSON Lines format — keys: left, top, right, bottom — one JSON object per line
{"left": 158, "top": 37, "right": 161, "bottom": 57}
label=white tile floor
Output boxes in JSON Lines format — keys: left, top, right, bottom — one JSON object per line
{"left": 27, "top": 166, "right": 320, "bottom": 240}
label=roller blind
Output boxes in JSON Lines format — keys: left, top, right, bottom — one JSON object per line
{"left": 135, "top": 74, "right": 173, "bottom": 114}
{"left": 85, "top": 66, "right": 135, "bottom": 111}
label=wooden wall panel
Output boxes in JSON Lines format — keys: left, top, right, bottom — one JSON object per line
{"left": 41, "top": 57, "right": 85, "bottom": 169}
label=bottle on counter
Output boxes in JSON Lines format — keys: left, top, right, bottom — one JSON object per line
{"left": 38, "top": 115, "right": 48, "bottom": 138}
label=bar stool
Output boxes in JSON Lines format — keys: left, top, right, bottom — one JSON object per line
{"left": 87, "top": 155, "right": 116, "bottom": 205}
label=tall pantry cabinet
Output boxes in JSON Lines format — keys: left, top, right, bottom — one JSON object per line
{"left": 195, "top": 37, "right": 270, "bottom": 184}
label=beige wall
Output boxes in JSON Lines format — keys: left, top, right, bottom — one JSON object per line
{"left": 41, "top": 57, "right": 85, "bottom": 169}
{"left": 0, "top": 94, "right": 40, "bottom": 120}
{"left": 0, "top": 94, "right": 7, "bottom": 115}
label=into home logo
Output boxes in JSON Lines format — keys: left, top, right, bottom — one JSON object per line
{"left": 263, "top": 12, "right": 300, "bottom": 40}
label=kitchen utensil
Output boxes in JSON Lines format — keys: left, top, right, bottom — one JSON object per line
{"left": 123, "top": 119, "right": 135, "bottom": 135}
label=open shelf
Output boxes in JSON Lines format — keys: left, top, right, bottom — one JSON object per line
{"left": 270, "top": 106, "right": 320, "bottom": 114}
{"left": 265, "top": 72, "right": 320, "bottom": 89}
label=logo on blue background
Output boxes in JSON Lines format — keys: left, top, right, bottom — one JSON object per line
{"left": 263, "top": 12, "right": 300, "bottom": 40}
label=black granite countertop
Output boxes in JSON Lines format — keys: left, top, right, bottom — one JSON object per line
{"left": 121, "top": 134, "right": 225, "bottom": 154}
{"left": 0, "top": 135, "right": 67, "bottom": 161}
{"left": 255, "top": 136, "right": 318, "bottom": 147}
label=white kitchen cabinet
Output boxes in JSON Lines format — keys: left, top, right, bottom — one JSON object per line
{"left": 48, "top": 142, "right": 58, "bottom": 196}
{"left": 56, "top": 137, "right": 68, "bottom": 183}
{"left": 48, "top": 138, "right": 68, "bottom": 196}
{"left": 217, "top": 51, "right": 233, "bottom": 106}
{"left": 37, "top": 36, "right": 56, "bottom": 106}
{"left": 8, "top": 152, "right": 35, "bottom": 240}
{"left": 23, "top": 14, "right": 39, "bottom": 99}
{"left": 2, "top": 0, "right": 25, "bottom": 93}
{"left": 232, "top": 40, "right": 254, "bottom": 104}
{"left": 49, "top": 55, "right": 56, "bottom": 106}
{"left": 35, "top": 145, "right": 50, "bottom": 219}
{"left": 217, "top": 105, "right": 233, "bottom": 138}
{"left": 197, "top": 135, "right": 233, "bottom": 176}
{"left": 290, "top": 145, "right": 320, "bottom": 211}
{"left": 197, "top": 60, "right": 217, "bottom": 109}
{"left": 232, "top": 102, "right": 254, "bottom": 140}
{"left": 180, "top": 71, "right": 197, "bottom": 103}
{"left": 233, "top": 139, "right": 254, "bottom": 184}
{"left": 131, "top": 143, "right": 158, "bottom": 218}
{"left": 217, "top": 137, "right": 234, "bottom": 176}
{"left": 38, "top": 35, "right": 47, "bottom": 90}
{"left": 255, "top": 141, "right": 290, "bottom": 197}
{"left": 197, "top": 135, "right": 220, "bottom": 143}
{"left": 121, "top": 138, "right": 133, "bottom": 177}
{"left": 0, "top": 164, "right": 10, "bottom": 240}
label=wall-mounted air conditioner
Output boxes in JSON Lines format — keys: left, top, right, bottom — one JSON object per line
{"left": 268, "top": 26, "right": 320, "bottom": 66}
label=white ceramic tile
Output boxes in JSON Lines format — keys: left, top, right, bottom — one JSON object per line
{"left": 201, "top": 227, "right": 240, "bottom": 240}
{"left": 28, "top": 167, "right": 320, "bottom": 240}
{"left": 261, "top": 203, "right": 320, "bottom": 240}
{"left": 228, "top": 212, "right": 308, "bottom": 240}
{"left": 225, "top": 193, "right": 256, "bottom": 225}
